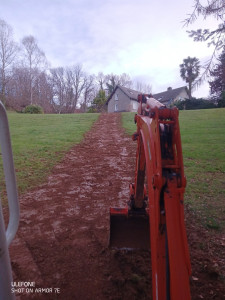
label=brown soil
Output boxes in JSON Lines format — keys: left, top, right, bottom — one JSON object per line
{"left": 7, "top": 113, "right": 225, "bottom": 299}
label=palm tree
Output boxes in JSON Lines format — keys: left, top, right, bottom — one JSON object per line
{"left": 180, "top": 56, "right": 200, "bottom": 99}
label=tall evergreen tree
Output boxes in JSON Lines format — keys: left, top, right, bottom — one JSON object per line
{"left": 209, "top": 48, "right": 225, "bottom": 99}
{"left": 90, "top": 90, "right": 106, "bottom": 112}
{"left": 185, "top": 1, "right": 225, "bottom": 83}
{"left": 180, "top": 56, "right": 200, "bottom": 99}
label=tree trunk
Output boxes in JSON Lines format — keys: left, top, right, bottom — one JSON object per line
{"left": 188, "top": 81, "right": 192, "bottom": 99}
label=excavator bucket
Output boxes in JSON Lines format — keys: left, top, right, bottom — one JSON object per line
{"left": 109, "top": 207, "right": 150, "bottom": 250}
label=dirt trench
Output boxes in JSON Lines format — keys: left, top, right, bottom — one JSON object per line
{"left": 8, "top": 112, "right": 225, "bottom": 300}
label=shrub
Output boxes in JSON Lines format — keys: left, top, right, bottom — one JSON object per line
{"left": 174, "top": 98, "right": 216, "bottom": 110}
{"left": 217, "top": 91, "right": 225, "bottom": 107}
{"left": 24, "top": 105, "right": 44, "bottom": 114}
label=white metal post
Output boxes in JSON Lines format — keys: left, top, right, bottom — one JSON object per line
{"left": 0, "top": 101, "right": 20, "bottom": 300}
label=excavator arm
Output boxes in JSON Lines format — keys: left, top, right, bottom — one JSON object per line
{"left": 110, "top": 95, "right": 191, "bottom": 300}
{"left": 135, "top": 96, "right": 191, "bottom": 300}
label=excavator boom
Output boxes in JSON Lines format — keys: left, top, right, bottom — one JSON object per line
{"left": 110, "top": 94, "right": 191, "bottom": 300}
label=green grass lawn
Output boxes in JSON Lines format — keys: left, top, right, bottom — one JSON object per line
{"left": 0, "top": 112, "right": 99, "bottom": 201}
{"left": 1, "top": 109, "right": 224, "bottom": 232}
{"left": 122, "top": 109, "right": 225, "bottom": 232}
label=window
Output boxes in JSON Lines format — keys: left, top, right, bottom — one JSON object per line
{"left": 115, "top": 93, "right": 118, "bottom": 101}
{"left": 133, "top": 101, "right": 138, "bottom": 110}
{"left": 104, "top": 89, "right": 109, "bottom": 97}
{"left": 115, "top": 103, "right": 118, "bottom": 111}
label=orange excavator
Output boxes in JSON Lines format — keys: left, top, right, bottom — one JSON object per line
{"left": 110, "top": 95, "right": 191, "bottom": 300}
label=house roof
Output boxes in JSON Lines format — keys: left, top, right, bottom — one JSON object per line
{"left": 106, "top": 85, "right": 140, "bottom": 104}
{"left": 153, "top": 86, "right": 188, "bottom": 104}
{"left": 106, "top": 85, "right": 188, "bottom": 105}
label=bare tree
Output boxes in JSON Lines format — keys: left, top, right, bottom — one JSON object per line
{"left": 66, "top": 64, "right": 86, "bottom": 111}
{"left": 0, "top": 19, "right": 18, "bottom": 105}
{"left": 134, "top": 81, "right": 152, "bottom": 93}
{"left": 105, "top": 74, "right": 119, "bottom": 94}
{"left": 119, "top": 73, "right": 132, "bottom": 88}
{"left": 49, "top": 65, "right": 86, "bottom": 113}
{"left": 33, "top": 71, "right": 53, "bottom": 112}
{"left": 96, "top": 72, "right": 106, "bottom": 90}
{"left": 6, "top": 66, "right": 53, "bottom": 112}
{"left": 49, "top": 67, "right": 68, "bottom": 113}
{"left": 105, "top": 73, "right": 132, "bottom": 94}
{"left": 21, "top": 35, "right": 47, "bottom": 105}
{"left": 81, "top": 74, "right": 95, "bottom": 112}
{"left": 93, "top": 72, "right": 133, "bottom": 97}
{"left": 7, "top": 67, "right": 30, "bottom": 110}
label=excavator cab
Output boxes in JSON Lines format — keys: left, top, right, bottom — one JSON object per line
{"left": 109, "top": 95, "right": 192, "bottom": 300}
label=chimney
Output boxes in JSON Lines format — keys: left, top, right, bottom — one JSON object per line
{"left": 167, "top": 87, "right": 172, "bottom": 91}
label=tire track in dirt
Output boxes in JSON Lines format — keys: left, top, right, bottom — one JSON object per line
{"left": 9, "top": 113, "right": 151, "bottom": 300}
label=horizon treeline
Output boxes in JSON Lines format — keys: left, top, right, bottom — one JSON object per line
{"left": 0, "top": 18, "right": 152, "bottom": 113}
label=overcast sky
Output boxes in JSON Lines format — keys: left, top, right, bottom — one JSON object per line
{"left": 1, "top": 0, "right": 219, "bottom": 97}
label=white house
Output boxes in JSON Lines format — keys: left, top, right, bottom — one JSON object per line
{"left": 106, "top": 85, "right": 189, "bottom": 113}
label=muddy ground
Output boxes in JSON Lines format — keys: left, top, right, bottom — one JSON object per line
{"left": 7, "top": 113, "right": 225, "bottom": 299}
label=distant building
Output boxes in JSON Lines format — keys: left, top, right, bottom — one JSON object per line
{"left": 106, "top": 85, "right": 188, "bottom": 113}
{"left": 153, "top": 86, "right": 189, "bottom": 106}
{"left": 106, "top": 85, "right": 140, "bottom": 113}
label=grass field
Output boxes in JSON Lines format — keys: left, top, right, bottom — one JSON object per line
{"left": 1, "top": 109, "right": 224, "bottom": 232}
{"left": 122, "top": 109, "right": 225, "bottom": 232}
{"left": 0, "top": 113, "right": 99, "bottom": 201}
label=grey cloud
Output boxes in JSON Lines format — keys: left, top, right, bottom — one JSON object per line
{"left": 0, "top": 0, "right": 213, "bottom": 96}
